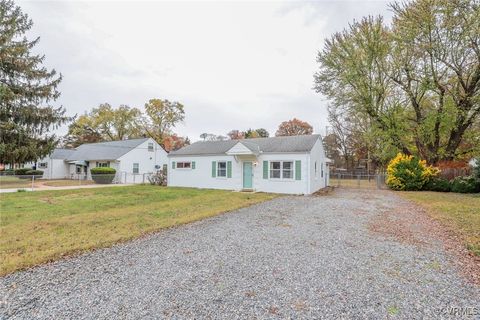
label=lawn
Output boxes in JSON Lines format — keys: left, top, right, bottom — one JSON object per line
{"left": 0, "top": 176, "right": 33, "bottom": 189}
{"left": 400, "top": 191, "right": 480, "bottom": 256}
{"left": 41, "top": 179, "right": 95, "bottom": 187}
{"left": 0, "top": 177, "right": 96, "bottom": 189}
{"left": 0, "top": 185, "right": 277, "bottom": 275}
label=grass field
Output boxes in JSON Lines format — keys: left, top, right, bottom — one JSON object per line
{"left": 41, "top": 179, "right": 95, "bottom": 187}
{"left": 0, "top": 185, "right": 277, "bottom": 275}
{"left": 330, "top": 178, "right": 378, "bottom": 189}
{"left": 400, "top": 191, "right": 480, "bottom": 256}
{"left": 0, "top": 176, "right": 33, "bottom": 189}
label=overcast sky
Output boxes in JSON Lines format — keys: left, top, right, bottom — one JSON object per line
{"left": 19, "top": 0, "right": 391, "bottom": 142}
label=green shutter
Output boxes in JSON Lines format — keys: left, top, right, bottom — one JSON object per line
{"left": 227, "top": 161, "right": 232, "bottom": 178}
{"left": 172, "top": 161, "right": 176, "bottom": 169}
{"left": 263, "top": 161, "right": 268, "bottom": 179}
{"left": 212, "top": 161, "right": 216, "bottom": 177}
{"left": 295, "top": 160, "right": 301, "bottom": 180}
{"left": 192, "top": 161, "right": 196, "bottom": 169}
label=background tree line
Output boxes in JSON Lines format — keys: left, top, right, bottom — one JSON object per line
{"left": 66, "top": 99, "right": 189, "bottom": 152}
{"left": 315, "top": 0, "right": 480, "bottom": 170}
{"left": 201, "top": 118, "right": 314, "bottom": 141}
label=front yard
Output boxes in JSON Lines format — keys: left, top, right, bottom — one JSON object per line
{"left": 0, "top": 186, "right": 277, "bottom": 275}
{"left": 399, "top": 191, "right": 480, "bottom": 256}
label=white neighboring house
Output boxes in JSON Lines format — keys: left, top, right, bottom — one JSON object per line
{"left": 37, "top": 138, "right": 168, "bottom": 183}
{"left": 167, "top": 134, "right": 329, "bottom": 195}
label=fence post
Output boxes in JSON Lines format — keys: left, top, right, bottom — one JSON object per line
{"left": 143, "top": 173, "right": 145, "bottom": 184}
{"left": 31, "top": 175, "right": 35, "bottom": 191}
{"left": 357, "top": 174, "right": 360, "bottom": 188}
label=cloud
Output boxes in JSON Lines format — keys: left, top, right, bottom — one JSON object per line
{"left": 19, "top": 0, "right": 391, "bottom": 141}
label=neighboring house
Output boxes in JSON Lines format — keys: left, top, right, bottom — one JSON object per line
{"left": 37, "top": 138, "right": 168, "bottom": 183}
{"left": 168, "top": 134, "right": 329, "bottom": 194}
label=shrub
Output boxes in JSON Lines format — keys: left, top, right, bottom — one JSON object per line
{"left": 386, "top": 153, "right": 439, "bottom": 191}
{"left": 2, "top": 169, "right": 15, "bottom": 175}
{"left": 473, "top": 158, "right": 480, "bottom": 180}
{"left": 14, "top": 168, "right": 32, "bottom": 175}
{"left": 450, "top": 176, "right": 480, "bottom": 193}
{"left": 90, "top": 167, "right": 116, "bottom": 184}
{"left": 26, "top": 170, "right": 44, "bottom": 176}
{"left": 423, "top": 177, "right": 451, "bottom": 192}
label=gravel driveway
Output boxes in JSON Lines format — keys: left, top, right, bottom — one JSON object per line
{"left": 1, "top": 189, "right": 479, "bottom": 319}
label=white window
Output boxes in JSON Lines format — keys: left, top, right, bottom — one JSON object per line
{"left": 133, "top": 163, "right": 139, "bottom": 174}
{"left": 96, "top": 162, "right": 109, "bottom": 167}
{"left": 270, "top": 161, "right": 293, "bottom": 179}
{"left": 217, "top": 161, "right": 227, "bottom": 177}
{"left": 177, "top": 162, "right": 191, "bottom": 169}
{"left": 148, "top": 142, "right": 154, "bottom": 152}
{"left": 38, "top": 162, "right": 48, "bottom": 169}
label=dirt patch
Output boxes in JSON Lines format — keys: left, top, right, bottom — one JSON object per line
{"left": 312, "top": 186, "right": 335, "bottom": 196}
{"left": 368, "top": 199, "right": 480, "bottom": 285}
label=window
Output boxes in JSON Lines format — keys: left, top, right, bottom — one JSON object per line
{"left": 76, "top": 165, "right": 82, "bottom": 174}
{"left": 282, "top": 161, "right": 293, "bottom": 179}
{"left": 148, "top": 142, "right": 154, "bottom": 152}
{"left": 321, "top": 162, "right": 323, "bottom": 178}
{"left": 217, "top": 161, "right": 227, "bottom": 177}
{"left": 270, "top": 161, "right": 293, "bottom": 179}
{"left": 270, "top": 161, "right": 281, "bottom": 179}
{"left": 177, "top": 162, "right": 191, "bottom": 169}
{"left": 96, "top": 162, "right": 109, "bottom": 167}
{"left": 314, "top": 161, "right": 318, "bottom": 179}
{"left": 38, "top": 162, "right": 48, "bottom": 169}
{"left": 133, "top": 163, "right": 139, "bottom": 174}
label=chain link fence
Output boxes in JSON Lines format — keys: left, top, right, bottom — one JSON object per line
{"left": 0, "top": 172, "right": 157, "bottom": 192}
{"left": 329, "top": 173, "right": 388, "bottom": 190}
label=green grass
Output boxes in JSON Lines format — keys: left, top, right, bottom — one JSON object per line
{"left": 0, "top": 176, "right": 32, "bottom": 189}
{"left": 42, "top": 179, "right": 95, "bottom": 187}
{"left": 0, "top": 185, "right": 278, "bottom": 275}
{"left": 399, "top": 191, "right": 480, "bottom": 256}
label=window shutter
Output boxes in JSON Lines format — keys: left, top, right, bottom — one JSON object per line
{"left": 172, "top": 161, "right": 176, "bottom": 169}
{"left": 295, "top": 160, "right": 301, "bottom": 180}
{"left": 227, "top": 161, "right": 232, "bottom": 178}
{"left": 263, "top": 161, "right": 268, "bottom": 179}
{"left": 192, "top": 161, "right": 196, "bottom": 169}
{"left": 212, "top": 161, "right": 217, "bottom": 177}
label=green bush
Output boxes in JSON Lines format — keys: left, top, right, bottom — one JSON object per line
{"left": 90, "top": 167, "right": 116, "bottom": 184}
{"left": 2, "top": 169, "right": 15, "bottom": 175}
{"left": 26, "top": 170, "right": 44, "bottom": 176}
{"left": 450, "top": 176, "right": 480, "bottom": 193}
{"left": 90, "top": 167, "right": 116, "bottom": 174}
{"left": 14, "top": 168, "right": 32, "bottom": 175}
{"left": 473, "top": 158, "right": 480, "bottom": 180}
{"left": 423, "top": 177, "right": 451, "bottom": 192}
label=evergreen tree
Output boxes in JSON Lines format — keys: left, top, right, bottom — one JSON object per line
{"left": 0, "top": 0, "right": 69, "bottom": 165}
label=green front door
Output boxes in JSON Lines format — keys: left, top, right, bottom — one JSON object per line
{"left": 243, "top": 162, "right": 253, "bottom": 189}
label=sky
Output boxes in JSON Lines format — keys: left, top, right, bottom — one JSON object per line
{"left": 19, "top": 0, "right": 392, "bottom": 142}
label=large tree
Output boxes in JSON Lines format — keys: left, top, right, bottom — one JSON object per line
{"left": 315, "top": 0, "right": 480, "bottom": 164}
{"left": 67, "top": 103, "right": 142, "bottom": 147}
{"left": 275, "top": 118, "right": 313, "bottom": 136}
{"left": 0, "top": 0, "right": 70, "bottom": 165}
{"left": 143, "top": 98, "right": 185, "bottom": 146}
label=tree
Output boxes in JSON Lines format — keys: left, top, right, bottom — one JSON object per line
{"left": 227, "top": 130, "right": 245, "bottom": 140}
{"left": 254, "top": 128, "right": 270, "bottom": 138}
{"left": 200, "top": 133, "right": 227, "bottom": 141}
{"left": 0, "top": 0, "right": 70, "bottom": 165}
{"left": 314, "top": 0, "right": 480, "bottom": 164}
{"left": 67, "top": 103, "right": 142, "bottom": 147}
{"left": 275, "top": 118, "right": 313, "bottom": 136}
{"left": 143, "top": 98, "right": 185, "bottom": 146}
{"left": 163, "top": 133, "right": 190, "bottom": 152}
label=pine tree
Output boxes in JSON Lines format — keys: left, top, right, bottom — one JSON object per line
{"left": 0, "top": 0, "right": 69, "bottom": 165}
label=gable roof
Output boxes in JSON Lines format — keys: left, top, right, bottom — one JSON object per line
{"left": 50, "top": 148, "right": 76, "bottom": 159}
{"left": 66, "top": 138, "right": 150, "bottom": 161}
{"left": 169, "top": 134, "right": 321, "bottom": 156}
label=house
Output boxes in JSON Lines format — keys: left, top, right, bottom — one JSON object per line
{"left": 167, "top": 134, "right": 329, "bottom": 194}
{"left": 37, "top": 138, "right": 168, "bottom": 183}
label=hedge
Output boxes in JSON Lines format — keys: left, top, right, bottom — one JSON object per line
{"left": 90, "top": 167, "right": 116, "bottom": 184}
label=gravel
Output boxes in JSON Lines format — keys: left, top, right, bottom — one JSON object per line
{"left": 1, "top": 189, "right": 479, "bottom": 319}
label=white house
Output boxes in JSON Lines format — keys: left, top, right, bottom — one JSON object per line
{"left": 167, "top": 134, "right": 329, "bottom": 194}
{"left": 37, "top": 138, "right": 168, "bottom": 183}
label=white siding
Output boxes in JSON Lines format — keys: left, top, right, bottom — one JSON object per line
{"left": 308, "top": 138, "right": 329, "bottom": 193}
{"left": 168, "top": 153, "right": 311, "bottom": 194}
{"left": 37, "top": 156, "right": 69, "bottom": 179}
{"left": 117, "top": 138, "right": 168, "bottom": 183}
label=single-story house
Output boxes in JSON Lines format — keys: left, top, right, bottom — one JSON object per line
{"left": 167, "top": 134, "right": 329, "bottom": 194}
{"left": 37, "top": 138, "right": 168, "bottom": 183}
